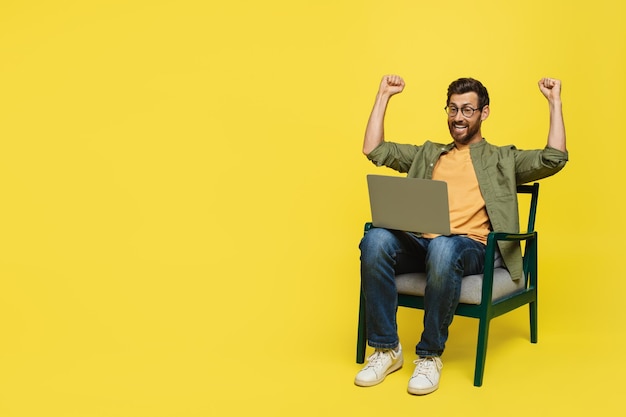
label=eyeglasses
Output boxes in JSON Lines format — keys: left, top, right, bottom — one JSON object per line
{"left": 444, "top": 105, "right": 482, "bottom": 118}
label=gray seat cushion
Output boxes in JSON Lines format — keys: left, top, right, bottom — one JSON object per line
{"left": 394, "top": 249, "right": 525, "bottom": 304}
{"left": 395, "top": 268, "right": 526, "bottom": 305}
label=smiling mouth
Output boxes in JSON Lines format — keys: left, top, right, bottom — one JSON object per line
{"left": 453, "top": 124, "right": 468, "bottom": 131}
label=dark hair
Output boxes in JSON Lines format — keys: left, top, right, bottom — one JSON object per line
{"left": 447, "top": 78, "right": 490, "bottom": 109}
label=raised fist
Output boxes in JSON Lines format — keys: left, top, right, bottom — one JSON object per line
{"left": 379, "top": 75, "right": 405, "bottom": 97}
{"left": 538, "top": 78, "right": 562, "bottom": 102}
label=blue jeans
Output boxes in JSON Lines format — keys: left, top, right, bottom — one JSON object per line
{"left": 359, "top": 228, "right": 486, "bottom": 357}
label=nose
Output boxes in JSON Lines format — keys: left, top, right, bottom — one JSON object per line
{"left": 453, "top": 111, "right": 465, "bottom": 122}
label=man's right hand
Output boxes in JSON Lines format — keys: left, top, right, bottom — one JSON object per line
{"left": 363, "top": 75, "right": 405, "bottom": 155}
{"left": 379, "top": 75, "right": 405, "bottom": 97}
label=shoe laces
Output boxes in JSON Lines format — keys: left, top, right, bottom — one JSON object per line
{"left": 365, "top": 349, "right": 394, "bottom": 368}
{"left": 412, "top": 357, "right": 441, "bottom": 376}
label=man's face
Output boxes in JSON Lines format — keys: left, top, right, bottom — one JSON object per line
{"left": 447, "top": 92, "right": 488, "bottom": 146}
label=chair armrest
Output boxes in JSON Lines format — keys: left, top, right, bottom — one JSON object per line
{"left": 482, "top": 231, "right": 538, "bottom": 304}
{"left": 487, "top": 231, "right": 536, "bottom": 243}
{"left": 485, "top": 231, "right": 536, "bottom": 267}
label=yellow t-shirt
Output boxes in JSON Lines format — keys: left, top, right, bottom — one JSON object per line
{"left": 423, "top": 147, "right": 491, "bottom": 244}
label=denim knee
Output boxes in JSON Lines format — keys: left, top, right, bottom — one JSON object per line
{"left": 425, "top": 236, "right": 485, "bottom": 283}
{"left": 360, "top": 228, "right": 398, "bottom": 265}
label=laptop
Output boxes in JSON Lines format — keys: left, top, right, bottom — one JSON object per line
{"left": 366, "top": 174, "right": 451, "bottom": 234}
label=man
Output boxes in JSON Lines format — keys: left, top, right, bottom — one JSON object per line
{"left": 355, "top": 75, "right": 568, "bottom": 395}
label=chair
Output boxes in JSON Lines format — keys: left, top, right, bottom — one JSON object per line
{"left": 356, "top": 183, "right": 540, "bottom": 387}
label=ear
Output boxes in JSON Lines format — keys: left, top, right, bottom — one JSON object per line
{"left": 480, "top": 105, "right": 490, "bottom": 121}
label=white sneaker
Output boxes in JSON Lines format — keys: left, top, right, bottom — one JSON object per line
{"left": 407, "top": 356, "right": 443, "bottom": 395}
{"left": 354, "top": 344, "right": 403, "bottom": 387}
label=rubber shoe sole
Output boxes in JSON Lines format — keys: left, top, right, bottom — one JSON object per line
{"left": 407, "top": 381, "right": 438, "bottom": 395}
{"left": 354, "top": 356, "right": 404, "bottom": 387}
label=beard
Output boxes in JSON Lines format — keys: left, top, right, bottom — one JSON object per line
{"left": 448, "top": 120, "right": 481, "bottom": 145}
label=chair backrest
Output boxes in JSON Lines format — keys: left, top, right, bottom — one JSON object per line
{"left": 516, "top": 183, "right": 540, "bottom": 233}
{"left": 516, "top": 183, "right": 539, "bottom": 281}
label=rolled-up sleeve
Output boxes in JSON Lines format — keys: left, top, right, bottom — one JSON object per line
{"left": 367, "top": 142, "right": 419, "bottom": 173}
{"left": 514, "top": 146, "right": 569, "bottom": 184}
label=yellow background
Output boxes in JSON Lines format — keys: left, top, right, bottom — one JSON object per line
{"left": 0, "top": 0, "right": 624, "bottom": 416}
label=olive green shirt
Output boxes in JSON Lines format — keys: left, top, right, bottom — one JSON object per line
{"left": 367, "top": 139, "right": 568, "bottom": 280}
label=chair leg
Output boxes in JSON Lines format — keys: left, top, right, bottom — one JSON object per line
{"left": 529, "top": 301, "right": 538, "bottom": 343}
{"left": 474, "top": 317, "right": 491, "bottom": 387}
{"left": 356, "top": 291, "right": 367, "bottom": 363}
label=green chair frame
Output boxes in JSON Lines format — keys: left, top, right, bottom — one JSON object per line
{"left": 356, "top": 183, "right": 540, "bottom": 387}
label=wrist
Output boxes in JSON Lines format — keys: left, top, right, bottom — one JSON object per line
{"left": 548, "top": 98, "right": 562, "bottom": 109}
{"left": 377, "top": 90, "right": 393, "bottom": 100}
